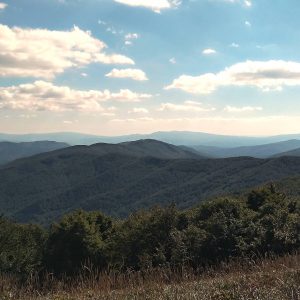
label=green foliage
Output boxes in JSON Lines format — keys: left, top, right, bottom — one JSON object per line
{"left": 109, "top": 205, "right": 182, "bottom": 269}
{"left": 0, "top": 186, "right": 299, "bottom": 277}
{"left": 43, "top": 210, "right": 113, "bottom": 275}
{"left": 0, "top": 217, "right": 46, "bottom": 276}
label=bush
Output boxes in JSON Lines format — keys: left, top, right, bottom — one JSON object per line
{"left": 43, "top": 210, "right": 112, "bottom": 275}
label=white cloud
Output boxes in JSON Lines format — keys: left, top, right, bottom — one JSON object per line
{"left": 202, "top": 48, "right": 217, "bottom": 55}
{"left": 125, "top": 33, "right": 139, "bottom": 40}
{"left": 230, "top": 43, "right": 240, "bottom": 48}
{"left": 110, "top": 89, "right": 152, "bottom": 102}
{"left": 98, "top": 19, "right": 107, "bottom": 25}
{"left": 224, "top": 106, "right": 263, "bottom": 112}
{"left": 158, "top": 101, "right": 215, "bottom": 112}
{"left": 101, "top": 112, "right": 117, "bottom": 117}
{"left": 114, "top": 0, "right": 181, "bottom": 13}
{"left": 0, "top": 2, "right": 7, "bottom": 11}
{"left": 245, "top": 20, "right": 251, "bottom": 27}
{"left": 112, "top": 117, "right": 154, "bottom": 122}
{"left": 128, "top": 107, "right": 149, "bottom": 114}
{"left": 166, "top": 60, "right": 300, "bottom": 94}
{"left": 0, "top": 81, "right": 152, "bottom": 112}
{"left": 106, "top": 27, "right": 118, "bottom": 35}
{"left": 244, "top": 0, "right": 252, "bottom": 7}
{"left": 0, "top": 2, "right": 7, "bottom": 10}
{"left": 105, "top": 68, "right": 148, "bottom": 81}
{"left": 220, "top": 0, "right": 252, "bottom": 7}
{"left": 19, "top": 114, "right": 37, "bottom": 119}
{"left": 169, "top": 57, "right": 176, "bottom": 64}
{"left": 0, "top": 24, "right": 134, "bottom": 79}
{"left": 124, "top": 32, "right": 140, "bottom": 46}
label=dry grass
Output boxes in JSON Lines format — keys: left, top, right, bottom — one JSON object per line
{"left": 1, "top": 254, "right": 299, "bottom": 300}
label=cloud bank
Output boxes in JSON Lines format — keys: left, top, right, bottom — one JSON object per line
{"left": 0, "top": 24, "right": 134, "bottom": 79}
{"left": 0, "top": 81, "right": 152, "bottom": 112}
{"left": 166, "top": 60, "right": 300, "bottom": 94}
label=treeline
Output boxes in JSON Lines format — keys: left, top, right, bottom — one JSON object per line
{"left": 0, "top": 186, "right": 299, "bottom": 278}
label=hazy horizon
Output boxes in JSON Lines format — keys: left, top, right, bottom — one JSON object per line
{"left": 0, "top": 129, "right": 300, "bottom": 139}
{"left": 0, "top": 1, "right": 300, "bottom": 136}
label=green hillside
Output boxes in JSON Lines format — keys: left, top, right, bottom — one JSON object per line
{"left": 0, "top": 140, "right": 299, "bottom": 224}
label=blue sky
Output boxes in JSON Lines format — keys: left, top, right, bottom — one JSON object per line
{"left": 0, "top": 0, "right": 299, "bottom": 136}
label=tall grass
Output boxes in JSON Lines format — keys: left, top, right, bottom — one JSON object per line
{"left": 1, "top": 253, "right": 299, "bottom": 300}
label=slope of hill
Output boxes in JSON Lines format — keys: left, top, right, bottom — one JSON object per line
{"left": 274, "top": 175, "right": 300, "bottom": 197}
{"left": 272, "top": 147, "right": 300, "bottom": 158}
{"left": 0, "top": 141, "right": 69, "bottom": 165}
{"left": 0, "top": 139, "right": 299, "bottom": 224}
{"left": 89, "top": 139, "right": 203, "bottom": 159}
{"left": 192, "top": 139, "right": 300, "bottom": 158}
{"left": 1, "top": 131, "right": 300, "bottom": 147}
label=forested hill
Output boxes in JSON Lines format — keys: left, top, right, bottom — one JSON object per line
{"left": 0, "top": 139, "right": 299, "bottom": 224}
{"left": 272, "top": 147, "right": 300, "bottom": 158}
{"left": 87, "top": 139, "right": 203, "bottom": 159}
{"left": 0, "top": 141, "right": 69, "bottom": 165}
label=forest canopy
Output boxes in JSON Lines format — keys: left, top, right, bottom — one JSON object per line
{"left": 0, "top": 185, "right": 299, "bottom": 277}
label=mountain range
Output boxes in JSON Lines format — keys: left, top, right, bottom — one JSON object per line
{"left": 0, "top": 139, "right": 299, "bottom": 224}
{"left": 192, "top": 139, "right": 300, "bottom": 158}
{"left": 1, "top": 131, "right": 300, "bottom": 147}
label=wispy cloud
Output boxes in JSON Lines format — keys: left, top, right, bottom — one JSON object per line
{"left": 0, "top": 81, "right": 152, "bottom": 112}
{"left": 0, "top": 24, "right": 134, "bottom": 79}
{"left": 220, "top": 0, "right": 252, "bottom": 7}
{"left": 224, "top": 106, "right": 263, "bottom": 112}
{"left": 114, "top": 0, "right": 181, "bottom": 13}
{"left": 128, "top": 107, "right": 149, "bottom": 114}
{"left": 158, "top": 101, "right": 216, "bottom": 112}
{"left": 106, "top": 68, "right": 148, "bottom": 81}
{"left": 202, "top": 48, "right": 217, "bottom": 55}
{"left": 125, "top": 33, "right": 140, "bottom": 45}
{"left": 169, "top": 57, "right": 176, "bottom": 64}
{"left": 166, "top": 60, "right": 300, "bottom": 94}
{"left": 230, "top": 43, "right": 240, "bottom": 48}
{"left": 245, "top": 20, "right": 251, "bottom": 27}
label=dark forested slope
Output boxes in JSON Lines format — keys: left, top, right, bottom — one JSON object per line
{"left": 0, "top": 140, "right": 299, "bottom": 223}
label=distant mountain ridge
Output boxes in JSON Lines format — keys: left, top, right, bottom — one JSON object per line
{"left": 192, "top": 139, "right": 300, "bottom": 158}
{"left": 0, "top": 141, "right": 69, "bottom": 165}
{"left": 1, "top": 131, "right": 300, "bottom": 147}
{"left": 273, "top": 147, "right": 300, "bottom": 158}
{"left": 0, "top": 139, "right": 299, "bottom": 224}
{"left": 43, "top": 139, "right": 203, "bottom": 160}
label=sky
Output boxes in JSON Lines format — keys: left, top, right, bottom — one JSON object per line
{"left": 0, "top": 0, "right": 300, "bottom": 136}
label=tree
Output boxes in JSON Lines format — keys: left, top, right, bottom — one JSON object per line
{"left": 43, "top": 210, "right": 112, "bottom": 275}
{"left": 0, "top": 216, "right": 46, "bottom": 276}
